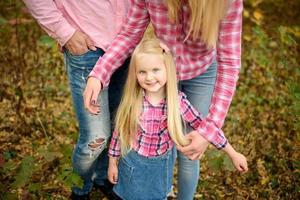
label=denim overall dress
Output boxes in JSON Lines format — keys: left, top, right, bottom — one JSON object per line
{"left": 113, "top": 147, "right": 176, "bottom": 200}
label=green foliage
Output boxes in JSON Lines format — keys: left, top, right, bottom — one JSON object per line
{"left": 278, "top": 26, "right": 297, "bottom": 46}
{"left": 0, "top": 16, "right": 8, "bottom": 25}
{"left": 58, "top": 165, "right": 84, "bottom": 189}
{"left": 38, "top": 35, "right": 56, "bottom": 48}
{"left": 205, "top": 149, "right": 235, "bottom": 172}
{"left": 11, "top": 156, "right": 35, "bottom": 189}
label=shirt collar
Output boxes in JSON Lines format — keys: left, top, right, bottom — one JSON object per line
{"left": 143, "top": 90, "right": 166, "bottom": 106}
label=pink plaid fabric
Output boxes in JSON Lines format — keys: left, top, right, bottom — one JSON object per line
{"left": 108, "top": 92, "right": 227, "bottom": 157}
{"left": 92, "top": 0, "right": 243, "bottom": 147}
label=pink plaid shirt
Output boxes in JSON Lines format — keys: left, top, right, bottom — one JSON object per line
{"left": 92, "top": 0, "right": 243, "bottom": 147}
{"left": 108, "top": 92, "right": 227, "bottom": 158}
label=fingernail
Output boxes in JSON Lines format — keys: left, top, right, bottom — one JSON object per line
{"left": 91, "top": 100, "right": 95, "bottom": 105}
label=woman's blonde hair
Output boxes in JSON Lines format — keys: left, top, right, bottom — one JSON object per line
{"left": 115, "top": 38, "right": 189, "bottom": 156}
{"left": 167, "top": 0, "right": 228, "bottom": 48}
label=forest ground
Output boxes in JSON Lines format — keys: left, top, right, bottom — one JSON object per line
{"left": 0, "top": 0, "right": 299, "bottom": 199}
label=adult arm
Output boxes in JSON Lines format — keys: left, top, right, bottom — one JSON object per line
{"left": 89, "top": 0, "right": 151, "bottom": 87}
{"left": 22, "top": 0, "right": 75, "bottom": 46}
{"left": 179, "top": 92, "right": 228, "bottom": 149}
{"left": 84, "top": 0, "right": 150, "bottom": 113}
{"left": 196, "top": 0, "right": 243, "bottom": 147}
{"left": 22, "top": 0, "right": 95, "bottom": 54}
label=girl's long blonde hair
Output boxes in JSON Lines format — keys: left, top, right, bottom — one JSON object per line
{"left": 167, "top": 0, "right": 229, "bottom": 48}
{"left": 115, "top": 38, "right": 189, "bottom": 156}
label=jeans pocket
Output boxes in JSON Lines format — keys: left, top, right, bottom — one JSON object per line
{"left": 65, "top": 48, "right": 104, "bottom": 81}
{"left": 66, "top": 49, "right": 92, "bottom": 57}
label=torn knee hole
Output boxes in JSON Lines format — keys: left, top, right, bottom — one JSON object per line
{"left": 88, "top": 137, "right": 105, "bottom": 150}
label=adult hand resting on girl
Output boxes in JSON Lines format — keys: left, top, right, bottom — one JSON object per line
{"left": 177, "top": 131, "right": 210, "bottom": 160}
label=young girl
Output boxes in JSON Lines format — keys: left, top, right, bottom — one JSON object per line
{"left": 84, "top": 1, "right": 244, "bottom": 198}
{"left": 107, "top": 38, "right": 247, "bottom": 200}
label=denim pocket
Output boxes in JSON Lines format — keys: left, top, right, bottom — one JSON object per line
{"left": 66, "top": 49, "right": 92, "bottom": 57}
{"left": 118, "top": 157, "right": 134, "bottom": 183}
{"left": 116, "top": 151, "right": 171, "bottom": 199}
{"left": 65, "top": 48, "right": 104, "bottom": 81}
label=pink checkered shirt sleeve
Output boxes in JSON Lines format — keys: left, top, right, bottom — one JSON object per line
{"left": 89, "top": 0, "right": 150, "bottom": 87}
{"left": 108, "top": 130, "right": 121, "bottom": 157}
{"left": 199, "top": 0, "right": 243, "bottom": 140}
{"left": 179, "top": 92, "right": 227, "bottom": 149}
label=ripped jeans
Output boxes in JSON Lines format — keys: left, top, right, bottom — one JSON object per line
{"left": 64, "top": 48, "right": 128, "bottom": 195}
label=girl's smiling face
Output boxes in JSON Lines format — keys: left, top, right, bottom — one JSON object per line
{"left": 136, "top": 53, "right": 167, "bottom": 98}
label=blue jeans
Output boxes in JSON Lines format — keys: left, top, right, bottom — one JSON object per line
{"left": 178, "top": 61, "right": 218, "bottom": 200}
{"left": 114, "top": 148, "right": 176, "bottom": 200}
{"left": 64, "top": 49, "right": 128, "bottom": 195}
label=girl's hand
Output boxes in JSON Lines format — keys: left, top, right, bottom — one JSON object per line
{"left": 83, "top": 77, "right": 102, "bottom": 114}
{"left": 176, "top": 131, "right": 209, "bottom": 160}
{"left": 108, "top": 159, "right": 119, "bottom": 184}
{"left": 230, "top": 151, "right": 248, "bottom": 173}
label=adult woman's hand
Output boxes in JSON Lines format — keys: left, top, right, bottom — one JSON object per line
{"left": 177, "top": 131, "right": 210, "bottom": 160}
{"left": 83, "top": 77, "right": 102, "bottom": 114}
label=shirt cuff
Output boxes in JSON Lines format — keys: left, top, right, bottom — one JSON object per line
{"left": 197, "top": 119, "right": 228, "bottom": 149}
{"left": 108, "top": 150, "right": 121, "bottom": 157}
{"left": 55, "top": 22, "right": 76, "bottom": 46}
